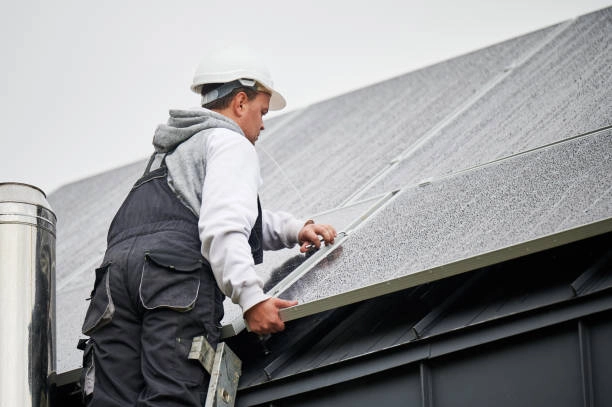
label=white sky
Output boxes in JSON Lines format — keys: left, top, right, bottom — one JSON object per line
{"left": 1, "top": 0, "right": 610, "bottom": 195}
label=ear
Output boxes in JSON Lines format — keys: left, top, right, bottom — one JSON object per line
{"left": 232, "top": 92, "right": 249, "bottom": 117}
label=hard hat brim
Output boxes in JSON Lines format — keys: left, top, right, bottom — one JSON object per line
{"left": 268, "top": 89, "right": 286, "bottom": 111}
{"left": 191, "top": 78, "right": 287, "bottom": 110}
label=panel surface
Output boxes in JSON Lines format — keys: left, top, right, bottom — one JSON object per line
{"left": 256, "top": 24, "right": 558, "bottom": 217}
{"left": 363, "top": 9, "right": 612, "bottom": 198}
{"left": 278, "top": 131, "right": 612, "bottom": 316}
{"left": 221, "top": 195, "right": 388, "bottom": 327}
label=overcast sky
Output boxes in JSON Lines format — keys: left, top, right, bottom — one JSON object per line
{"left": 1, "top": 0, "right": 610, "bottom": 195}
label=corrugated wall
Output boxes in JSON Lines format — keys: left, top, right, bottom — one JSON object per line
{"left": 262, "top": 314, "right": 611, "bottom": 407}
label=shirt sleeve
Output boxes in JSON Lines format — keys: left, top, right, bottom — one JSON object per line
{"left": 261, "top": 209, "right": 303, "bottom": 250}
{"left": 198, "top": 129, "right": 269, "bottom": 313}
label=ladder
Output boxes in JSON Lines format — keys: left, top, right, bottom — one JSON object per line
{"left": 189, "top": 336, "right": 242, "bottom": 407}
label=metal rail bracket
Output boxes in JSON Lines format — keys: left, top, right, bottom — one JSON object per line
{"left": 189, "top": 337, "right": 242, "bottom": 407}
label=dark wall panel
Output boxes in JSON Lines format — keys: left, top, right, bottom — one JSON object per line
{"left": 590, "top": 312, "right": 612, "bottom": 406}
{"left": 248, "top": 315, "right": 612, "bottom": 407}
{"left": 262, "top": 365, "right": 421, "bottom": 407}
{"left": 429, "top": 325, "right": 582, "bottom": 407}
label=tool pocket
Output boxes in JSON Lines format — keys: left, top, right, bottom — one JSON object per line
{"left": 81, "top": 263, "right": 114, "bottom": 336}
{"left": 78, "top": 338, "right": 96, "bottom": 402}
{"left": 139, "top": 251, "right": 205, "bottom": 311}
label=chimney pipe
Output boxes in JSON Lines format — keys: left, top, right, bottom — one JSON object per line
{"left": 0, "top": 183, "right": 56, "bottom": 407}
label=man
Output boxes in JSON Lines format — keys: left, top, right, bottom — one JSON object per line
{"left": 80, "top": 47, "right": 336, "bottom": 406}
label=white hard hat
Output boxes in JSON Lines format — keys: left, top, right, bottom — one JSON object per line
{"left": 191, "top": 47, "right": 286, "bottom": 111}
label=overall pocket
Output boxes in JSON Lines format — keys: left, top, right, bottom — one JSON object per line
{"left": 139, "top": 251, "right": 205, "bottom": 311}
{"left": 78, "top": 338, "right": 96, "bottom": 402}
{"left": 81, "top": 263, "right": 114, "bottom": 336}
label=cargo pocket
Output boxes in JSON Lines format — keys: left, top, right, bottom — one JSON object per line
{"left": 82, "top": 263, "right": 114, "bottom": 336}
{"left": 79, "top": 338, "right": 95, "bottom": 403}
{"left": 139, "top": 251, "right": 204, "bottom": 311}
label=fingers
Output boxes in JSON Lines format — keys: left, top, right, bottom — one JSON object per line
{"left": 300, "top": 227, "right": 322, "bottom": 251}
{"left": 272, "top": 297, "right": 298, "bottom": 309}
{"left": 315, "top": 224, "right": 337, "bottom": 244}
{"left": 298, "top": 223, "right": 338, "bottom": 252}
{"left": 244, "top": 297, "right": 298, "bottom": 335}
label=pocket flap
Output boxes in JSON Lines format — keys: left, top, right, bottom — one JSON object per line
{"left": 140, "top": 252, "right": 202, "bottom": 311}
{"left": 82, "top": 263, "right": 114, "bottom": 335}
{"left": 144, "top": 251, "right": 206, "bottom": 272}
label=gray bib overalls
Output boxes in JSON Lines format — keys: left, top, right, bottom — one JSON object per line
{"left": 80, "top": 154, "right": 262, "bottom": 406}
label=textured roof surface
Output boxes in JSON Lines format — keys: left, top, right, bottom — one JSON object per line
{"left": 49, "top": 7, "right": 612, "bottom": 373}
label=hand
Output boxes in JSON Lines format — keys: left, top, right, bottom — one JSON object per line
{"left": 298, "top": 222, "right": 337, "bottom": 253}
{"left": 244, "top": 297, "right": 298, "bottom": 335}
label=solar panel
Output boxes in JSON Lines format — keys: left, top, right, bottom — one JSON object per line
{"left": 357, "top": 9, "right": 612, "bottom": 200}
{"left": 256, "top": 23, "right": 559, "bottom": 217}
{"left": 276, "top": 130, "right": 612, "bottom": 321}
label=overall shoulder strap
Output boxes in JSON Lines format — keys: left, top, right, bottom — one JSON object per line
{"left": 143, "top": 152, "right": 167, "bottom": 175}
{"left": 133, "top": 153, "right": 168, "bottom": 188}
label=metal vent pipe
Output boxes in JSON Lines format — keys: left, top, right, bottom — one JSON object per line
{"left": 0, "top": 183, "right": 56, "bottom": 407}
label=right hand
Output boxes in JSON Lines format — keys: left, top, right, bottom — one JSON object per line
{"left": 244, "top": 297, "right": 298, "bottom": 335}
{"left": 298, "top": 222, "right": 337, "bottom": 253}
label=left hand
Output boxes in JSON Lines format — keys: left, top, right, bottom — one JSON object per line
{"left": 244, "top": 297, "right": 298, "bottom": 335}
{"left": 297, "top": 221, "right": 337, "bottom": 253}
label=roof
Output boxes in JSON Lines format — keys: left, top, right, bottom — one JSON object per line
{"left": 48, "top": 6, "right": 612, "bottom": 375}
{"left": 229, "top": 232, "right": 612, "bottom": 400}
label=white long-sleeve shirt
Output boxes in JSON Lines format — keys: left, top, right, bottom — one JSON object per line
{"left": 198, "top": 128, "right": 302, "bottom": 312}
{"left": 154, "top": 108, "right": 303, "bottom": 313}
